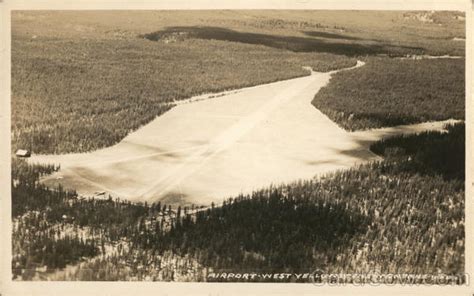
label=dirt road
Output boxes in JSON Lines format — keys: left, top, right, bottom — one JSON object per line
{"left": 29, "top": 62, "right": 458, "bottom": 206}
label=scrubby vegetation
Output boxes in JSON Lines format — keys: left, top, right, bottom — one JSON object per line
{"left": 12, "top": 124, "right": 465, "bottom": 281}
{"left": 312, "top": 57, "right": 465, "bottom": 131}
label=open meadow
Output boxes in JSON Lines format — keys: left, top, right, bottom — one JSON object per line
{"left": 11, "top": 10, "right": 466, "bottom": 282}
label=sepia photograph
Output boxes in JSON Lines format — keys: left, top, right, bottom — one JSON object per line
{"left": 2, "top": 2, "right": 470, "bottom": 292}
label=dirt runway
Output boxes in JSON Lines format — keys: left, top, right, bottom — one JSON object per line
{"left": 29, "top": 61, "right": 458, "bottom": 206}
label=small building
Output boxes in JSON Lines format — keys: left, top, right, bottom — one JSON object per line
{"left": 15, "top": 149, "right": 31, "bottom": 158}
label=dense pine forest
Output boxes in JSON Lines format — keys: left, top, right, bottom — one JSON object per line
{"left": 312, "top": 58, "right": 465, "bottom": 131}
{"left": 11, "top": 10, "right": 464, "bottom": 154}
{"left": 11, "top": 34, "right": 355, "bottom": 154}
{"left": 12, "top": 123, "right": 465, "bottom": 281}
{"left": 10, "top": 10, "right": 466, "bottom": 283}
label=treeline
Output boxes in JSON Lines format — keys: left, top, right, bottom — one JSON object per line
{"left": 61, "top": 151, "right": 464, "bottom": 281}
{"left": 162, "top": 192, "right": 370, "bottom": 272}
{"left": 370, "top": 123, "right": 464, "bottom": 181}
{"left": 152, "top": 124, "right": 465, "bottom": 277}
{"left": 312, "top": 57, "right": 465, "bottom": 131}
{"left": 12, "top": 157, "right": 203, "bottom": 280}
{"left": 12, "top": 35, "right": 355, "bottom": 154}
{"left": 156, "top": 163, "right": 463, "bottom": 278}
{"left": 12, "top": 124, "right": 465, "bottom": 281}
